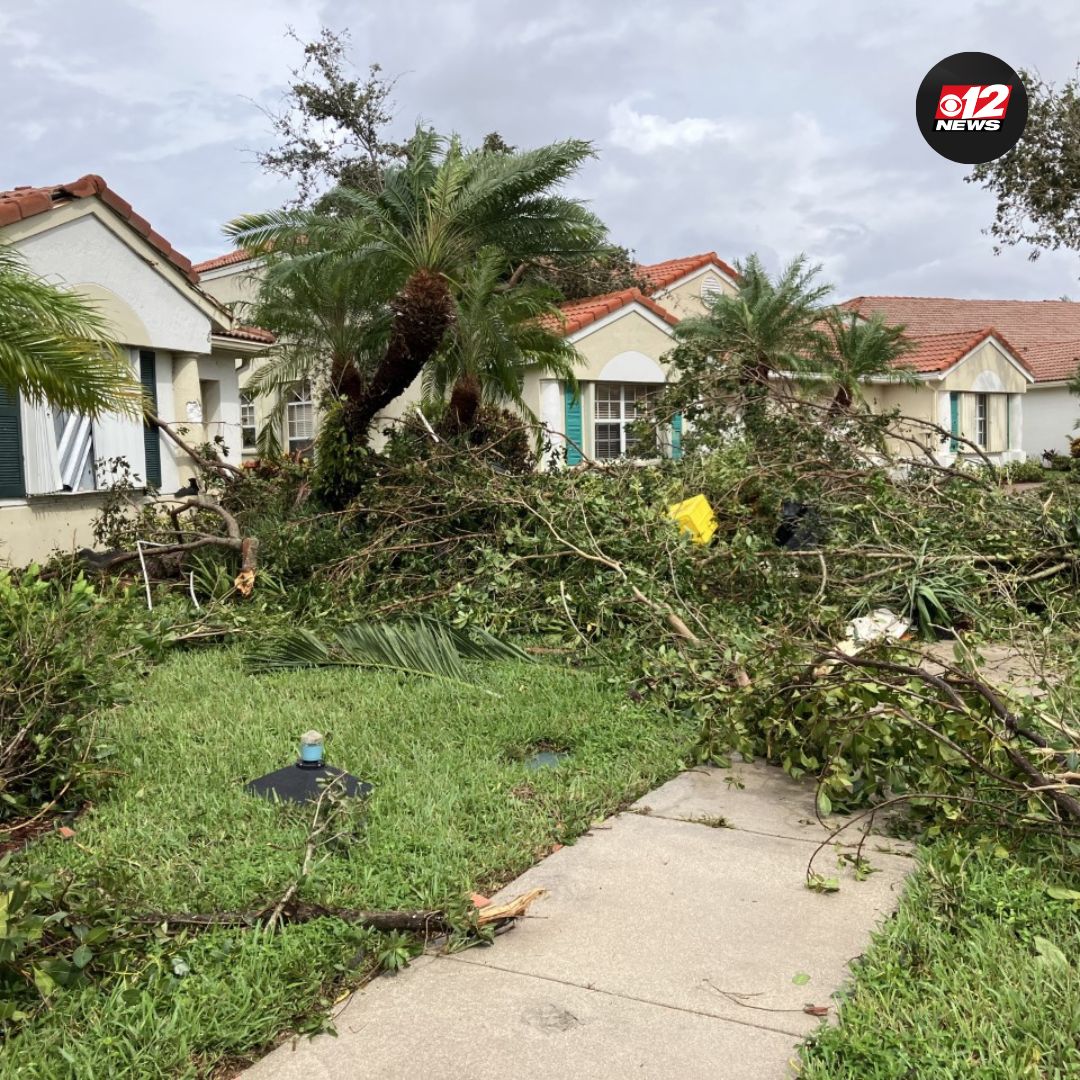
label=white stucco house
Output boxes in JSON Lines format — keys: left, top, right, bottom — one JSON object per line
{"left": 0, "top": 175, "right": 271, "bottom": 566}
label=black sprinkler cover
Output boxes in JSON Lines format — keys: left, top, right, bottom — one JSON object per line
{"left": 245, "top": 762, "right": 373, "bottom": 804}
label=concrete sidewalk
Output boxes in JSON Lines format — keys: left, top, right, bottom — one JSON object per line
{"left": 245, "top": 762, "right": 913, "bottom": 1080}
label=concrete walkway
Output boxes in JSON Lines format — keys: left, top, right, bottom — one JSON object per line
{"left": 245, "top": 762, "right": 913, "bottom": 1079}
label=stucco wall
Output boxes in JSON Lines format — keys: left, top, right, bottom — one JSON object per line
{"left": 1023, "top": 384, "right": 1077, "bottom": 458}
{"left": 938, "top": 340, "right": 1029, "bottom": 394}
{"left": 0, "top": 496, "right": 108, "bottom": 566}
{"left": 199, "top": 262, "right": 264, "bottom": 314}
{"left": 655, "top": 269, "right": 736, "bottom": 320}
{"left": 15, "top": 213, "right": 213, "bottom": 354}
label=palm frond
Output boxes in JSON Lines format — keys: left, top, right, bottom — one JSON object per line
{"left": 244, "top": 618, "right": 530, "bottom": 690}
{"left": 0, "top": 243, "right": 140, "bottom": 416}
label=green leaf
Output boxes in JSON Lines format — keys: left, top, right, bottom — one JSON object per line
{"left": 32, "top": 966, "right": 56, "bottom": 998}
{"left": 72, "top": 944, "right": 92, "bottom": 969}
{"left": 816, "top": 790, "right": 833, "bottom": 816}
{"left": 792, "top": 972, "right": 812, "bottom": 986}
{"left": 1046, "top": 886, "right": 1080, "bottom": 902}
{"left": 1034, "top": 935, "right": 1069, "bottom": 968}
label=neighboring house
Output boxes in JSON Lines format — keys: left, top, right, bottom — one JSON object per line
{"left": 195, "top": 248, "right": 740, "bottom": 464}
{"left": 0, "top": 175, "right": 271, "bottom": 566}
{"left": 844, "top": 296, "right": 1080, "bottom": 461}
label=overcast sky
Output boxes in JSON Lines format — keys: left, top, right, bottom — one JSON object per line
{"left": 3, "top": 0, "right": 1080, "bottom": 300}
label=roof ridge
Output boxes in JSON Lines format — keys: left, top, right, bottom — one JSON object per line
{"left": 0, "top": 173, "right": 198, "bottom": 283}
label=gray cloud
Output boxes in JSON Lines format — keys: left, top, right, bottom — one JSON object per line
{"left": 1, "top": 0, "right": 1078, "bottom": 299}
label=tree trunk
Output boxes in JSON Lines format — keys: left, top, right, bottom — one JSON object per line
{"left": 828, "top": 385, "right": 852, "bottom": 416}
{"left": 343, "top": 268, "right": 456, "bottom": 441}
{"left": 447, "top": 371, "right": 482, "bottom": 432}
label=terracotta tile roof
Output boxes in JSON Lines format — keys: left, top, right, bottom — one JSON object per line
{"left": 193, "top": 249, "right": 257, "bottom": 274}
{"left": 214, "top": 325, "right": 275, "bottom": 345}
{"left": 843, "top": 295, "right": 1080, "bottom": 382}
{"left": 0, "top": 175, "right": 197, "bottom": 283}
{"left": 637, "top": 251, "right": 738, "bottom": 292}
{"left": 895, "top": 327, "right": 1031, "bottom": 375}
{"left": 1019, "top": 337, "right": 1080, "bottom": 382}
{"left": 540, "top": 287, "right": 680, "bottom": 336}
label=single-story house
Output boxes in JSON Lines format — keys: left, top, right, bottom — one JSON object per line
{"left": 0, "top": 175, "right": 270, "bottom": 566}
{"left": 843, "top": 296, "right": 1080, "bottom": 461}
{"left": 195, "top": 248, "right": 740, "bottom": 463}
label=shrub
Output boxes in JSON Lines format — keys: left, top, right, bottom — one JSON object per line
{"left": 0, "top": 569, "right": 136, "bottom": 822}
{"left": 998, "top": 459, "right": 1047, "bottom": 483}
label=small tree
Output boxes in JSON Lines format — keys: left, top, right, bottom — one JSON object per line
{"left": 258, "top": 28, "right": 407, "bottom": 204}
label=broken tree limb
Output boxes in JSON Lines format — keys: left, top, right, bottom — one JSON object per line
{"left": 146, "top": 410, "right": 244, "bottom": 478}
{"left": 133, "top": 889, "right": 547, "bottom": 938}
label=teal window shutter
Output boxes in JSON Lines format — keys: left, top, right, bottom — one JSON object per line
{"left": 564, "top": 383, "right": 583, "bottom": 464}
{"left": 139, "top": 350, "right": 162, "bottom": 488}
{"left": 670, "top": 412, "right": 683, "bottom": 460}
{"left": 949, "top": 392, "right": 959, "bottom": 452}
{"left": 0, "top": 386, "right": 25, "bottom": 499}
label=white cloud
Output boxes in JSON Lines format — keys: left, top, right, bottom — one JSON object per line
{"left": 607, "top": 100, "right": 743, "bottom": 154}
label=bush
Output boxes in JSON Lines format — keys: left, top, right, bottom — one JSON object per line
{"left": 997, "top": 459, "right": 1047, "bottom": 483}
{"left": 0, "top": 569, "right": 138, "bottom": 822}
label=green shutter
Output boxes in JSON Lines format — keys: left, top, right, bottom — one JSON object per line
{"left": 564, "top": 383, "right": 583, "bottom": 464}
{"left": 139, "top": 351, "right": 162, "bottom": 488}
{"left": 949, "top": 392, "right": 959, "bottom": 452}
{"left": 0, "top": 386, "right": 25, "bottom": 499}
{"left": 670, "top": 412, "right": 683, "bottom": 460}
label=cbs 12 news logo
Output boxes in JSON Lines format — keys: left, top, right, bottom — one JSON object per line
{"left": 917, "top": 52, "right": 1028, "bottom": 164}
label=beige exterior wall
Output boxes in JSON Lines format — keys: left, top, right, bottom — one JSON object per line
{"left": 523, "top": 306, "right": 677, "bottom": 462}
{"left": 198, "top": 261, "right": 264, "bottom": 314}
{"left": 937, "top": 340, "right": 1029, "bottom": 394}
{"left": 653, "top": 267, "right": 737, "bottom": 320}
{"left": 0, "top": 497, "right": 107, "bottom": 567}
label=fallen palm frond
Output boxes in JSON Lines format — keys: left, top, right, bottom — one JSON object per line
{"left": 243, "top": 617, "right": 531, "bottom": 690}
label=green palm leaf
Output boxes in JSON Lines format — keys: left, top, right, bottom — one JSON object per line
{"left": 244, "top": 618, "right": 531, "bottom": 691}
{"left": 0, "top": 243, "right": 140, "bottom": 417}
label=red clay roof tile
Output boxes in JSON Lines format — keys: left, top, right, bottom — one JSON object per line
{"left": 193, "top": 249, "right": 257, "bottom": 274}
{"left": 215, "top": 325, "right": 275, "bottom": 345}
{"left": 637, "top": 251, "right": 738, "bottom": 292}
{"left": 0, "top": 174, "right": 199, "bottom": 284}
{"left": 844, "top": 295, "right": 1080, "bottom": 383}
{"left": 540, "top": 287, "right": 679, "bottom": 336}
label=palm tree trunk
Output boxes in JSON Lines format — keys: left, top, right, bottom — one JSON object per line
{"left": 447, "top": 371, "right": 482, "bottom": 432}
{"left": 828, "top": 385, "right": 853, "bottom": 416}
{"left": 343, "top": 269, "right": 455, "bottom": 441}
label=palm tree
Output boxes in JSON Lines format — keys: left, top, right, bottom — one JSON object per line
{"left": 424, "top": 247, "right": 580, "bottom": 432}
{"left": 238, "top": 233, "right": 382, "bottom": 454}
{"left": 820, "top": 309, "right": 916, "bottom": 413}
{"left": 672, "top": 254, "right": 832, "bottom": 427}
{"left": 227, "top": 128, "right": 604, "bottom": 445}
{"left": 0, "top": 242, "right": 139, "bottom": 416}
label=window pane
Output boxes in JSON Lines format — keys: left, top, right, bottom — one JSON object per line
{"left": 594, "top": 423, "right": 622, "bottom": 460}
{"left": 594, "top": 384, "right": 620, "bottom": 420}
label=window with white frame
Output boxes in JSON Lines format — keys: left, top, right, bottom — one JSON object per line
{"left": 593, "top": 383, "right": 660, "bottom": 460}
{"left": 240, "top": 392, "right": 257, "bottom": 450}
{"left": 286, "top": 381, "right": 315, "bottom": 457}
{"left": 975, "top": 393, "right": 989, "bottom": 448}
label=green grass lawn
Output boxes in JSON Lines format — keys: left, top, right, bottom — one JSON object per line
{"left": 799, "top": 838, "right": 1080, "bottom": 1079}
{"left": 2, "top": 646, "right": 694, "bottom": 1079}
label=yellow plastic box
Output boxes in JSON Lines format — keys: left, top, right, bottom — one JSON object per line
{"left": 668, "top": 494, "right": 718, "bottom": 545}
